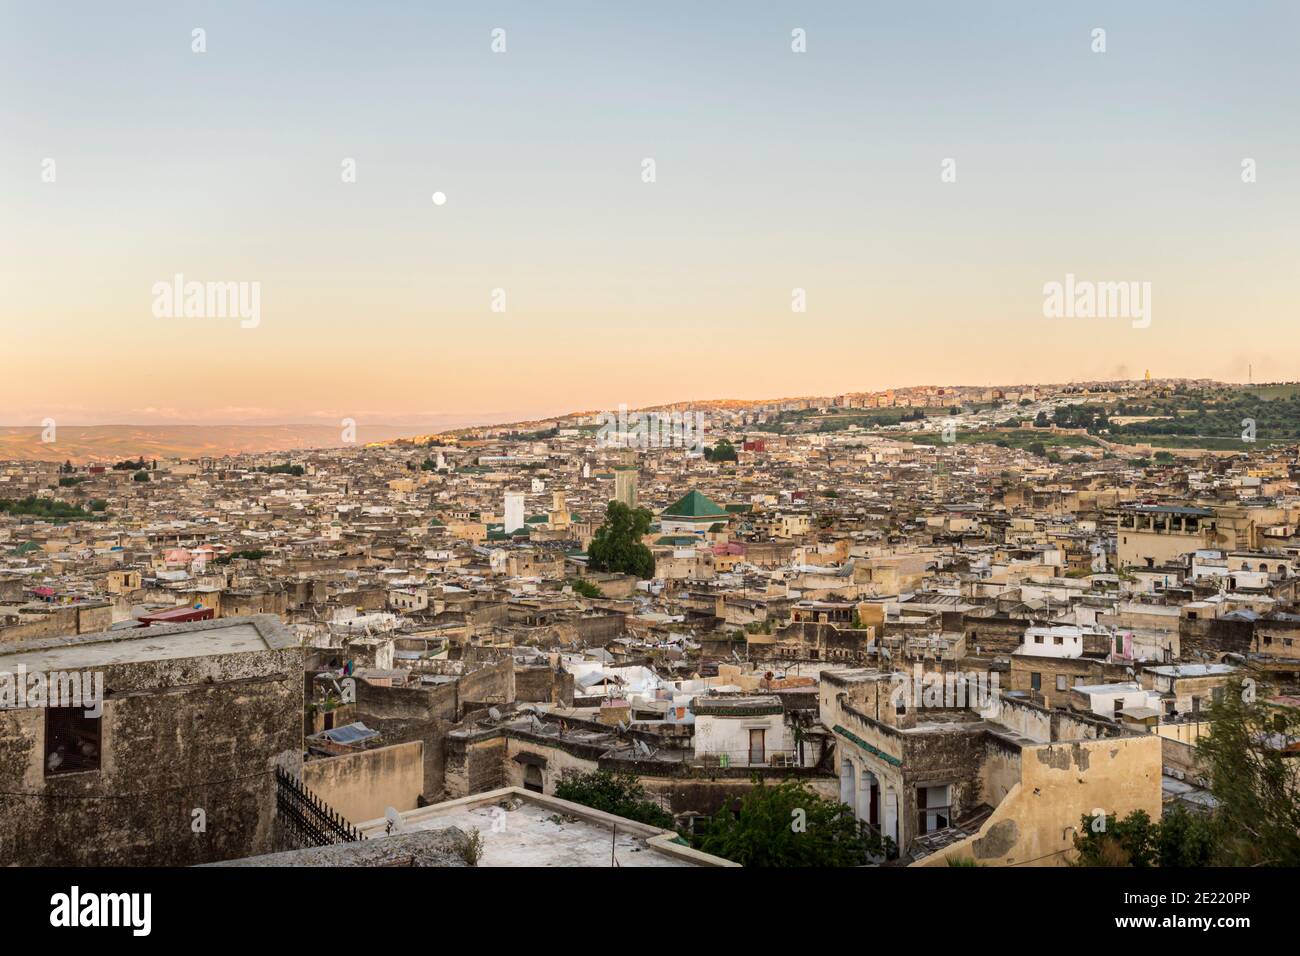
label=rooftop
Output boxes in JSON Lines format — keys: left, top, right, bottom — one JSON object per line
{"left": 357, "top": 787, "right": 735, "bottom": 867}
{"left": 0, "top": 614, "right": 294, "bottom": 672}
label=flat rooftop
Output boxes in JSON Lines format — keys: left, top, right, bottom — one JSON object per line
{"left": 1145, "top": 663, "right": 1237, "bottom": 677}
{"left": 358, "top": 787, "right": 734, "bottom": 867}
{"left": 0, "top": 614, "right": 292, "bottom": 672}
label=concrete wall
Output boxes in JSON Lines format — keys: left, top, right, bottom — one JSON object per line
{"left": 303, "top": 741, "right": 424, "bottom": 825}
{"left": 916, "top": 734, "right": 1163, "bottom": 867}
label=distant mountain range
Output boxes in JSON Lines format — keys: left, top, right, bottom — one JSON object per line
{"left": 0, "top": 424, "right": 433, "bottom": 464}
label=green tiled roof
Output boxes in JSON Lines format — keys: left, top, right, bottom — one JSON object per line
{"left": 662, "top": 490, "right": 727, "bottom": 519}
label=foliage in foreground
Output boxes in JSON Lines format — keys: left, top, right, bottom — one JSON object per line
{"left": 1074, "top": 680, "right": 1300, "bottom": 867}
{"left": 554, "top": 770, "right": 675, "bottom": 830}
{"left": 691, "top": 777, "right": 892, "bottom": 867}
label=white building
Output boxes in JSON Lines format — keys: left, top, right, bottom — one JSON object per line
{"left": 503, "top": 491, "right": 525, "bottom": 535}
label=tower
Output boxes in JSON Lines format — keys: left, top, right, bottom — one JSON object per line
{"left": 503, "top": 491, "right": 525, "bottom": 534}
{"left": 614, "top": 469, "right": 638, "bottom": 509}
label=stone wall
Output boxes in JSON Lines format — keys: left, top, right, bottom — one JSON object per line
{"left": 0, "top": 616, "right": 302, "bottom": 866}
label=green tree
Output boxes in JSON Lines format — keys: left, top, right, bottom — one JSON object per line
{"left": 705, "top": 439, "right": 738, "bottom": 463}
{"left": 1154, "top": 804, "right": 1217, "bottom": 867}
{"left": 587, "top": 501, "right": 655, "bottom": 578}
{"left": 1071, "top": 810, "right": 1158, "bottom": 867}
{"left": 132, "top": 470, "right": 150, "bottom": 482}
{"left": 554, "top": 770, "right": 674, "bottom": 829}
{"left": 1196, "top": 680, "right": 1300, "bottom": 865}
{"left": 692, "top": 778, "right": 890, "bottom": 867}
{"left": 1072, "top": 806, "right": 1218, "bottom": 867}
{"left": 569, "top": 578, "right": 604, "bottom": 598}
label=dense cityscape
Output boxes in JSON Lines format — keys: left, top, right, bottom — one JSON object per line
{"left": 2, "top": 377, "right": 1297, "bottom": 873}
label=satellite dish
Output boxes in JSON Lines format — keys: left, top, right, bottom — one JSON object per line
{"left": 488, "top": 707, "right": 502, "bottom": 720}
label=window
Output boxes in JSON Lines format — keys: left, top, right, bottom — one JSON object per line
{"left": 917, "top": 785, "right": 951, "bottom": 834}
{"left": 45, "top": 707, "right": 101, "bottom": 775}
{"left": 1056, "top": 675, "right": 1067, "bottom": 691}
{"left": 1053, "top": 635, "right": 1063, "bottom": 645}
{"left": 1030, "top": 672, "right": 1041, "bottom": 691}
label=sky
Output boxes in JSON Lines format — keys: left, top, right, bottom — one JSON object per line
{"left": 2, "top": 1, "right": 1298, "bottom": 427}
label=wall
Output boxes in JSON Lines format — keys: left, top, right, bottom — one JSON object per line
{"left": 0, "top": 617, "right": 302, "bottom": 866}
{"left": 303, "top": 741, "right": 424, "bottom": 825}
{"left": 916, "top": 734, "right": 1162, "bottom": 867}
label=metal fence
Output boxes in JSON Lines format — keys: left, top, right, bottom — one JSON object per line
{"left": 274, "top": 765, "right": 364, "bottom": 850}
{"left": 694, "top": 748, "right": 806, "bottom": 769}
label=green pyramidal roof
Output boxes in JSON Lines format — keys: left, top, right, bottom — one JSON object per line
{"left": 662, "top": 490, "right": 728, "bottom": 519}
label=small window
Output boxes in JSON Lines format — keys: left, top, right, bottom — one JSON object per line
{"left": 45, "top": 707, "right": 101, "bottom": 775}
{"left": 917, "top": 785, "right": 951, "bottom": 834}
{"left": 1056, "top": 675, "right": 1067, "bottom": 691}
{"left": 1030, "top": 672, "right": 1041, "bottom": 691}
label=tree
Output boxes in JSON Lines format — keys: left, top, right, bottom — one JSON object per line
{"left": 1072, "top": 806, "right": 1218, "bottom": 867}
{"left": 587, "top": 501, "right": 654, "bottom": 578}
{"left": 705, "top": 439, "right": 738, "bottom": 463}
{"left": 132, "top": 470, "right": 150, "bottom": 482}
{"left": 569, "top": 578, "right": 603, "bottom": 599}
{"left": 554, "top": 770, "right": 674, "bottom": 829}
{"left": 692, "top": 777, "right": 890, "bottom": 867}
{"left": 1196, "top": 680, "right": 1300, "bottom": 865}
{"left": 1154, "top": 804, "right": 1217, "bottom": 867}
{"left": 1071, "top": 810, "right": 1158, "bottom": 867}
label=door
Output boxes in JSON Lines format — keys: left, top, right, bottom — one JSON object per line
{"left": 748, "top": 728, "right": 765, "bottom": 765}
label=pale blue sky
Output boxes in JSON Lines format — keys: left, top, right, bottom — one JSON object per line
{"left": 2, "top": 2, "right": 1297, "bottom": 424}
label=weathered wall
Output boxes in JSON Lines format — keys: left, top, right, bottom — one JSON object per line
{"left": 303, "top": 741, "right": 424, "bottom": 825}
{"left": 0, "top": 634, "right": 302, "bottom": 866}
{"left": 916, "top": 734, "right": 1162, "bottom": 867}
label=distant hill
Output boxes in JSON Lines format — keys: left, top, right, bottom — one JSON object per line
{"left": 0, "top": 424, "right": 433, "bottom": 464}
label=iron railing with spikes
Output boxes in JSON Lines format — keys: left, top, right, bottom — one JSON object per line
{"left": 274, "top": 765, "right": 364, "bottom": 850}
